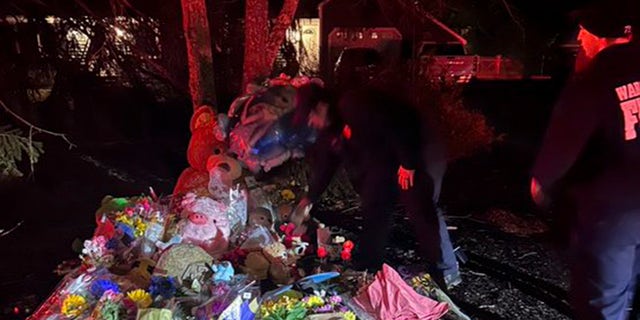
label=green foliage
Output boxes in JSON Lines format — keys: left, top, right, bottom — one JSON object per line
{"left": 0, "top": 125, "right": 44, "bottom": 177}
{"left": 263, "top": 302, "right": 308, "bottom": 320}
{"left": 99, "top": 300, "right": 124, "bottom": 320}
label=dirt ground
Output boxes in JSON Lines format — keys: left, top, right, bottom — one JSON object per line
{"left": 3, "top": 79, "right": 636, "bottom": 319}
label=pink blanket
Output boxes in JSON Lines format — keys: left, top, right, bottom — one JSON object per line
{"left": 354, "top": 264, "right": 449, "bottom": 320}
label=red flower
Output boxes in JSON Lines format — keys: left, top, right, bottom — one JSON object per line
{"left": 341, "top": 250, "right": 352, "bottom": 261}
{"left": 317, "top": 246, "right": 328, "bottom": 258}
{"left": 343, "top": 240, "right": 354, "bottom": 251}
{"left": 280, "top": 223, "right": 296, "bottom": 236}
{"left": 284, "top": 236, "right": 293, "bottom": 249}
{"left": 221, "top": 248, "right": 248, "bottom": 266}
{"left": 141, "top": 198, "right": 151, "bottom": 211}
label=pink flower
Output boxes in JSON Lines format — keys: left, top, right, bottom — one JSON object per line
{"left": 122, "top": 297, "right": 137, "bottom": 315}
{"left": 329, "top": 295, "right": 342, "bottom": 305}
{"left": 343, "top": 240, "right": 354, "bottom": 252}
{"left": 96, "top": 236, "right": 107, "bottom": 246}
{"left": 101, "top": 290, "right": 120, "bottom": 301}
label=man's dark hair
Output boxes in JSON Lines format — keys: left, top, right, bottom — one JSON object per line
{"left": 292, "top": 82, "right": 334, "bottom": 127}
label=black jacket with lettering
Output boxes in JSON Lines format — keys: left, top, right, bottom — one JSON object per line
{"left": 532, "top": 40, "right": 640, "bottom": 213}
{"left": 306, "top": 85, "right": 446, "bottom": 203}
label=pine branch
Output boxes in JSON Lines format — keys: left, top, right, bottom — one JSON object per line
{"left": 0, "top": 125, "right": 44, "bottom": 177}
{"left": 0, "top": 98, "right": 74, "bottom": 177}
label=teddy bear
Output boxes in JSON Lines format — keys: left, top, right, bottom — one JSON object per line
{"left": 173, "top": 106, "right": 228, "bottom": 196}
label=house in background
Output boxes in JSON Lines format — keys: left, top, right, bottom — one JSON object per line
{"left": 307, "top": 0, "right": 524, "bottom": 83}
{"left": 318, "top": 0, "right": 468, "bottom": 83}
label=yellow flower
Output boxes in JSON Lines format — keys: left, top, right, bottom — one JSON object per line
{"left": 134, "top": 218, "right": 148, "bottom": 237}
{"left": 280, "top": 295, "right": 300, "bottom": 309}
{"left": 343, "top": 311, "right": 356, "bottom": 320}
{"left": 280, "top": 189, "right": 296, "bottom": 201}
{"left": 259, "top": 301, "right": 279, "bottom": 317}
{"left": 115, "top": 215, "right": 133, "bottom": 226}
{"left": 305, "top": 295, "right": 324, "bottom": 308}
{"left": 127, "top": 289, "right": 152, "bottom": 308}
{"left": 260, "top": 296, "right": 302, "bottom": 317}
{"left": 61, "top": 294, "right": 87, "bottom": 318}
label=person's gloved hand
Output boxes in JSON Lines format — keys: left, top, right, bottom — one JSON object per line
{"left": 398, "top": 166, "right": 415, "bottom": 190}
{"left": 290, "top": 197, "right": 313, "bottom": 230}
{"left": 530, "top": 177, "right": 550, "bottom": 208}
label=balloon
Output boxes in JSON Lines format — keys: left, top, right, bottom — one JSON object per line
{"left": 251, "top": 113, "right": 318, "bottom": 160}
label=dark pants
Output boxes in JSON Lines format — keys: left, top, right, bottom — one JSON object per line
{"left": 570, "top": 205, "right": 640, "bottom": 320}
{"left": 352, "top": 165, "right": 458, "bottom": 279}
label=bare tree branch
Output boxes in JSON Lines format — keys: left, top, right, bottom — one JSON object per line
{"left": 72, "top": 0, "right": 95, "bottom": 16}
{"left": 499, "top": 0, "right": 526, "bottom": 41}
{"left": 0, "top": 99, "right": 75, "bottom": 149}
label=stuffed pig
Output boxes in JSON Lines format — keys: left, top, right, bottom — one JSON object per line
{"left": 177, "top": 193, "right": 231, "bottom": 256}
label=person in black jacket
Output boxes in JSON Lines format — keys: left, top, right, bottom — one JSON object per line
{"left": 531, "top": 1, "right": 640, "bottom": 319}
{"left": 290, "top": 57, "right": 460, "bottom": 290}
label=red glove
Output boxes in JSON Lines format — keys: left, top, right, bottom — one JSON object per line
{"left": 398, "top": 166, "right": 415, "bottom": 190}
{"left": 530, "top": 177, "right": 546, "bottom": 207}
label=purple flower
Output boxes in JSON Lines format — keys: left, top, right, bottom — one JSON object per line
{"left": 210, "top": 283, "right": 230, "bottom": 296}
{"left": 328, "top": 295, "right": 342, "bottom": 305}
{"left": 91, "top": 279, "right": 120, "bottom": 298}
{"left": 106, "top": 238, "right": 119, "bottom": 250}
{"left": 210, "top": 300, "right": 227, "bottom": 315}
{"left": 149, "top": 276, "right": 177, "bottom": 299}
{"left": 314, "top": 304, "right": 334, "bottom": 313}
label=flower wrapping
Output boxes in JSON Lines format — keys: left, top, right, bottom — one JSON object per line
{"left": 136, "top": 308, "right": 172, "bottom": 320}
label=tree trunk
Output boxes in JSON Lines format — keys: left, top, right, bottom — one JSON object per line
{"left": 242, "top": 0, "right": 300, "bottom": 88}
{"left": 265, "top": 0, "right": 300, "bottom": 72}
{"left": 181, "top": 0, "right": 217, "bottom": 110}
{"left": 242, "top": 0, "right": 270, "bottom": 88}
